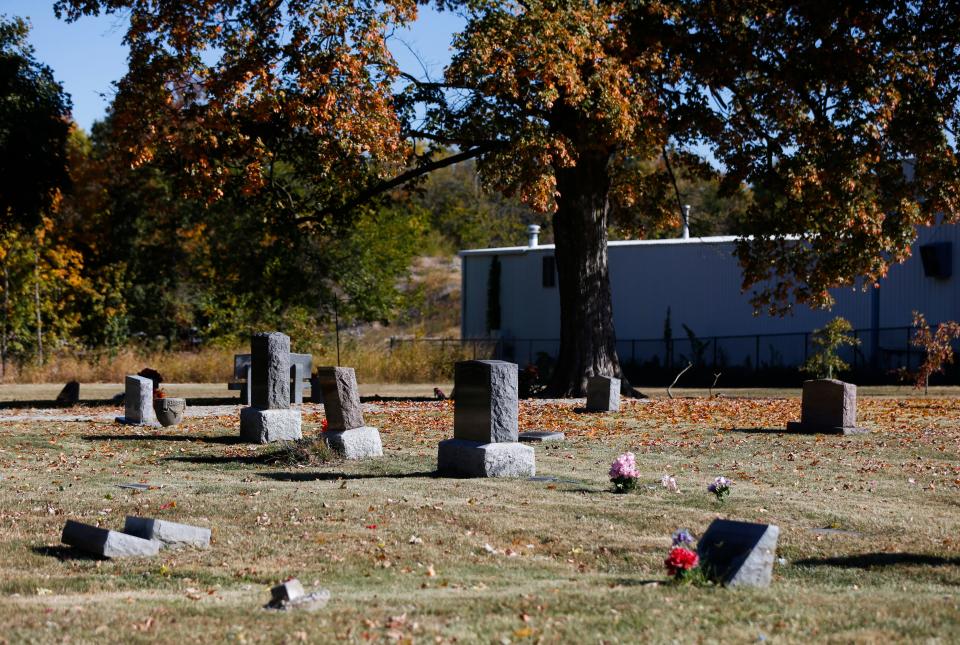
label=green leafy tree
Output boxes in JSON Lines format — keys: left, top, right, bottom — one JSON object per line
{"left": 801, "top": 317, "right": 860, "bottom": 380}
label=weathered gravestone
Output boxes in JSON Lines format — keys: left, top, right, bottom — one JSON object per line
{"left": 697, "top": 519, "right": 780, "bottom": 587}
{"left": 437, "top": 360, "right": 535, "bottom": 477}
{"left": 586, "top": 375, "right": 620, "bottom": 412}
{"left": 239, "top": 332, "right": 302, "bottom": 443}
{"left": 61, "top": 520, "right": 159, "bottom": 558}
{"left": 115, "top": 375, "right": 159, "bottom": 426}
{"left": 316, "top": 366, "right": 382, "bottom": 459}
{"left": 123, "top": 516, "right": 211, "bottom": 549}
{"left": 786, "top": 379, "right": 868, "bottom": 435}
{"left": 56, "top": 381, "right": 80, "bottom": 406}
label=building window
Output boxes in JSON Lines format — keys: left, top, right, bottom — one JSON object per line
{"left": 919, "top": 242, "right": 952, "bottom": 279}
{"left": 542, "top": 256, "right": 556, "bottom": 288}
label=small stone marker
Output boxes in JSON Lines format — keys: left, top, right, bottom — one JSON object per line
{"left": 115, "top": 375, "right": 159, "bottom": 426}
{"left": 438, "top": 360, "right": 535, "bottom": 477}
{"left": 268, "top": 578, "right": 330, "bottom": 611}
{"left": 518, "top": 430, "right": 565, "bottom": 443}
{"left": 786, "top": 379, "right": 868, "bottom": 435}
{"left": 123, "top": 516, "right": 211, "bottom": 549}
{"left": 586, "top": 375, "right": 620, "bottom": 412}
{"left": 316, "top": 366, "right": 382, "bottom": 459}
{"left": 240, "top": 332, "right": 302, "bottom": 443}
{"left": 61, "top": 520, "right": 160, "bottom": 558}
{"left": 56, "top": 381, "right": 80, "bottom": 406}
{"left": 697, "top": 519, "right": 780, "bottom": 587}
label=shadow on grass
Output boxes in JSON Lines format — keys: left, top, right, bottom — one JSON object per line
{"left": 723, "top": 427, "right": 786, "bottom": 435}
{"left": 0, "top": 399, "right": 119, "bottom": 410}
{"left": 259, "top": 470, "right": 438, "bottom": 482}
{"left": 166, "top": 454, "right": 275, "bottom": 465}
{"left": 83, "top": 434, "right": 246, "bottom": 445}
{"left": 610, "top": 578, "right": 666, "bottom": 587}
{"left": 32, "top": 545, "right": 103, "bottom": 561}
{"left": 795, "top": 553, "right": 960, "bottom": 569}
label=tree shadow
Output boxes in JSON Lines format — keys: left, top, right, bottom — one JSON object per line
{"left": 32, "top": 545, "right": 104, "bottom": 561}
{"left": 795, "top": 553, "right": 960, "bottom": 569}
{"left": 83, "top": 434, "right": 246, "bottom": 445}
{"left": 166, "top": 454, "right": 274, "bottom": 465}
{"left": 0, "top": 399, "right": 119, "bottom": 410}
{"left": 259, "top": 470, "right": 438, "bottom": 482}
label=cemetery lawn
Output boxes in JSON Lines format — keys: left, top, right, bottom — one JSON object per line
{"left": 0, "top": 395, "right": 958, "bottom": 643}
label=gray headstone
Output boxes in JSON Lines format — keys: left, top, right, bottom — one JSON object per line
{"left": 123, "top": 375, "right": 157, "bottom": 425}
{"left": 251, "top": 332, "right": 290, "bottom": 410}
{"left": 271, "top": 579, "right": 305, "bottom": 605}
{"left": 123, "top": 516, "right": 211, "bottom": 549}
{"left": 697, "top": 519, "right": 780, "bottom": 587}
{"left": 586, "top": 375, "right": 620, "bottom": 412}
{"left": 787, "top": 379, "right": 867, "bottom": 434}
{"left": 316, "top": 366, "right": 364, "bottom": 431}
{"left": 453, "top": 360, "right": 518, "bottom": 443}
{"left": 61, "top": 520, "right": 160, "bottom": 558}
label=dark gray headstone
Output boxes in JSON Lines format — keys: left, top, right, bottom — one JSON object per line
{"left": 251, "top": 332, "right": 290, "bottom": 410}
{"left": 271, "top": 579, "right": 305, "bottom": 605}
{"left": 316, "top": 366, "right": 364, "bottom": 431}
{"left": 56, "top": 381, "right": 80, "bottom": 406}
{"left": 586, "top": 375, "right": 620, "bottom": 412}
{"left": 123, "top": 516, "right": 211, "bottom": 549}
{"left": 787, "top": 379, "right": 867, "bottom": 434}
{"left": 61, "top": 520, "right": 159, "bottom": 558}
{"left": 697, "top": 519, "right": 780, "bottom": 587}
{"left": 453, "top": 360, "right": 518, "bottom": 443}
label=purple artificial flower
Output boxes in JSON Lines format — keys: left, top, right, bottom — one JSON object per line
{"left": 671, "top": 529, "right": 695, "bottom": 547}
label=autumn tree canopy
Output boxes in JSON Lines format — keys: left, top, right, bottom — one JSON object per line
{"left": 53, "top": 0, "right": 960, "bottom": 394}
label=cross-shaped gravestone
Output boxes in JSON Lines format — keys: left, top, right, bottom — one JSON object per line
{"left": 316, "top": 366, "right": 382, "bottom": 459}
{"left": 438, "top": 360, "right": 534, "bottom": 477}
{"left": 240, "top": 331, "right": 302, "bottom": 443}
{"left": 697, "top": 519, "right": 780, "bottom": 587}
{"left": 786, "top": 379, "right": 868, "bottom": 434}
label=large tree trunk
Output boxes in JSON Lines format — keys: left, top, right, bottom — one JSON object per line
{"left": 548, "top": 148, "right": 624, "bottom": 396}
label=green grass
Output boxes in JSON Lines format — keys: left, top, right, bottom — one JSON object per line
{"left": 0, "top": 396, "right": 957, "bottom": 643}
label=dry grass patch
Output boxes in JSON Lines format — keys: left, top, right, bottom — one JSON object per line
{"left": 0, "top": 397, "right": 957, "bottom": 642}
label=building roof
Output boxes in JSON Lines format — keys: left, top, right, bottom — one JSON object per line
{"left": 458, "top": 235, "right": 742, "bottom": 257}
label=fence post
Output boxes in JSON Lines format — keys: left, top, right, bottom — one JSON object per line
{"left": 755, "top": 335, "right": 760, "bottom": 372}
{"left": 473, "top": 340, "right": 478, "bottom": 359}
{"left": 906, "top": 326, "right": 912, "bottom": 370}
{"left": 631, "top": 340, "right": 636, "bottom": 364}
{"left": 712, "top": 337, "right": 718, "bottom": 368}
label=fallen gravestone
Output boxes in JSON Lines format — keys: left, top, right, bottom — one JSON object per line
{"left": 316, "top": 366, "right": 382, "bottom": 459}
{"left": 267, "top": 578, "right": 331, "bottom": 611}
{"left": 55, "top": 381, "right": 80, "bottom": 406}
{"left": 697, "top": 519, "right": 780, "bottom": 587}
{"left": 240, "top": 332, "right": 302, "bottom": 443}
{"left": 518, "top": 430, "right": 565, "bottom": 443}
{"left": 115, "top": 375, "right": 159, "bottom": 426}
{"left": 586, "top": 375, "right": 620, "bottom": 412}
{"left": 123, "top": 516, "right": 211, "bottom": 549}
{"left": 61, "top": 520, "right": 160, "bottom": 558}
{"left": 116, "top": 483, "right": 163, "bottom": 491}
{"left": 786, "top": 379, "right": 868, "bottom": 435}
{"left": 437, "top": 360, "right": 535, "bottom": 477}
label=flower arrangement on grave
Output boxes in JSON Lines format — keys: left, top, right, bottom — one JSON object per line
{"left": 153, "top": 387, "right": 166, "bottom": 400}
{"left": 609, "top": 452, "right": 640, "bottom": 493}
{"left": 321, "top": 418, "right": 329, "bottom": 432}
{"left": 664, "top": 529, "right": 700, "bottom": 582}
{"left": 707, "top": 475, "right": 731, "bottom": 502}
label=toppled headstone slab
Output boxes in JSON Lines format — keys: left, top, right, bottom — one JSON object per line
{"left": 116, "top": 375, "right": 159, "bottom": 426}
{"left": 786, "top": 379, "right": 868, "bottom": 435}
{"left": 61, "top": 520, "right": 160, "bottom": 558}
{"left": 123, "top": 516, "right": 211, "bottom": 549}
{"left": 267, "top": 578, "right": 330, "bottom": 612}
{"left": 518, "top": 430, "right": 565, "bottom": 443}
{"left": 586, "top": 375, "right": 620, "bottom": 412}
{"left": 453, "top": 360, "right": 518, "bottom": 443}
{"left": 316, "top": 366, "right": 365, "bottom": 431}
{"left": 697, "top": 519, "right": 780, "bottom": 588}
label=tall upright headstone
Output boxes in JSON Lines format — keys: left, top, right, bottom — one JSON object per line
{"left": 786, "top": 379, "right": 868, "bottom": 435}
{"left": 437, "top": 360, "right": 535, "bottom": 477}
{"left": 240, "top": 332, "right": 302, "bottom": 443}
{"left": 697, "top": 519, "right": 780, "bottom": 587}
{"left": 115, "top": 375, "right": 158, "bottom": 426}
{"left": 586, "top": 375, "right": 620, "bottom": 412}
{"left": 317, "top": 366, "right": 382, "bottom": 459}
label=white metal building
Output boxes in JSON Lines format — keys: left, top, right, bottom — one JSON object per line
{"left": 459, "top": 224, "right": 959, "bottom": 372}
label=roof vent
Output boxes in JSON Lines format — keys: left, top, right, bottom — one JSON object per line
{"left": 527, "top": 224, "right": 541, "bottom": 248}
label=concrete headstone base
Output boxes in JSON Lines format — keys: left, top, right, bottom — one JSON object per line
{"left": 123, "top": 516, "right": 211, "bottom": 549}
{"left": 61, "top": 520, "right": 160, "bottom": 558}
{"left": 785, "top": 421, "right": 869, "bottom": 435}
{"left": 323, "top": 426, "right": 383, "bottom": 459}
{"left": 240, "top": 408, "right": 302, "bottom": 443}
{"left": 518, "top": 431, "right": 565, "bottom": 443}
{"left": 437, "top": 438, "right": 535, "bottom": 478}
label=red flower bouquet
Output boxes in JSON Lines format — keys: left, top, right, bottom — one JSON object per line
{"left": 664, "top": 546, "right": 699, "bottom": 578}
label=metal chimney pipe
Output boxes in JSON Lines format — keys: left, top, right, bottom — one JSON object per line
{"left": 527, "top": 224, "right": 541, "bottom": 248}
{"left": 681, "top": 205, "right": 691, "bottom": 239}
